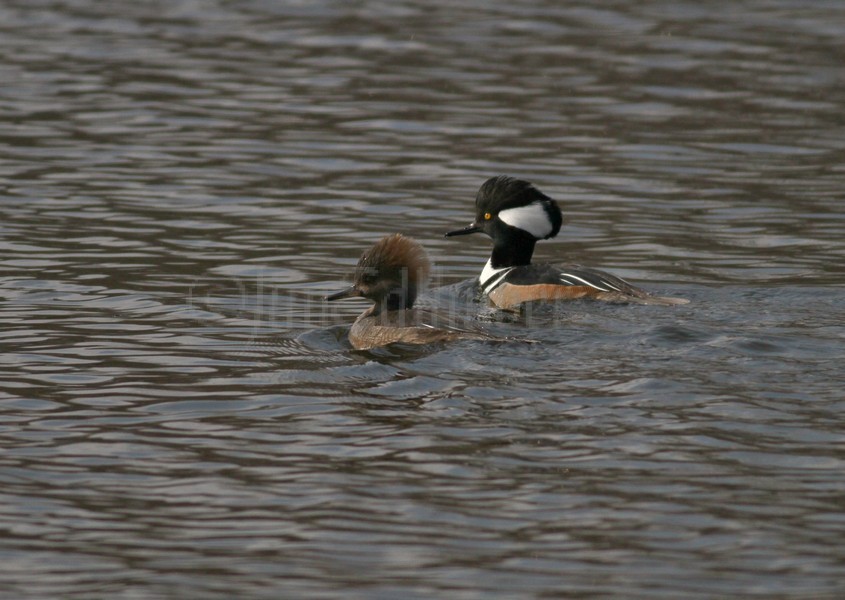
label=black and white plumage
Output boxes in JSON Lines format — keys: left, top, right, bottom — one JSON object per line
{"left": 446, "top": 176, "right": 688, "bottom": 309}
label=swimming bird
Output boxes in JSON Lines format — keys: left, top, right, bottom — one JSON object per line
{"left": 445, "top": 176, "right": 688, "bottom": 309}
{"left": 326, "top": 233, "right": 502, "bottom": 350}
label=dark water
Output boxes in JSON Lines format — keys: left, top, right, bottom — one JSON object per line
{"left": 2, "top": 1, "right": 844, "bottom": 597}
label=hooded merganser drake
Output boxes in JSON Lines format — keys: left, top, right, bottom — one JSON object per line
{"left": 445, "top": 176, "right": 689, "bottom": 309}
{"left": 325, "top": 233, "right": 501, "bottom": 350}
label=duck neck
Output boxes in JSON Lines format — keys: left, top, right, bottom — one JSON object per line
{"left": 371, "top": 286, "right": 416, "bottom": 315}
{"left": 490, "top": 232, "right": 536, "bottom": 268}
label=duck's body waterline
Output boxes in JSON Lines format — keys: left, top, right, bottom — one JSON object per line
{"left": 347, "top": 305, "right": 493, "bottom": 351}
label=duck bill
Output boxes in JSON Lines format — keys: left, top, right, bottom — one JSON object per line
{"left": 445, "top": 223, "right": 481, "bottom": 237}
{"left": 324, "top": 285, "right": 363, "bottom": 301}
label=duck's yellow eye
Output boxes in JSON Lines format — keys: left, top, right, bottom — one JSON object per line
{"left": 484, "top": 212, "right": 492, "bottom": 220}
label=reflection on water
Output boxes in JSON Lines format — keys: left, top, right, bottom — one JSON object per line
{"left": 2, "top": 0, "right": 845, "bottom": 597}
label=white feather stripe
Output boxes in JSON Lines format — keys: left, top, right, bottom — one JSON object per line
{"left": 498, "top": 203, "right": 553, "bottom": 238}
{"left": 484, "top": 271, "right": 511, "bottom": 293}
{"left": 480, "top": 259, "right": 513, "bottom": 292}
{"left": 559, "top": 272, "right": 611, "bottom": 292}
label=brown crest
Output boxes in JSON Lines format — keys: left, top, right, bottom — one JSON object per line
{"left": 355, "top": 233, "right": 431, "bottom": 288}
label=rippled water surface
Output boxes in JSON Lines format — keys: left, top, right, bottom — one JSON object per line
{"left": 2, "top": 1, "right": 845, "bottom": 597}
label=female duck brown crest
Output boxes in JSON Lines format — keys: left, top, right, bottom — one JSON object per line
{"left": 356, "top": 233, "right": 431, "bottom": 287}
{"left": 356, "top": 234, "right": 430, "bottom": 311}
{"left": 326, "top": 234, "right": 431, "bottom": 312}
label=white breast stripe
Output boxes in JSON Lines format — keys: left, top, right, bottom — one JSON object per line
{"left": 480, "top": 259, "right": 513, "bottom": 293}
{"left": 484, "top": 270, "right": 511, "bottom": 293}
{"left": 499, "top": 203, "right": 553, "bottom": 238}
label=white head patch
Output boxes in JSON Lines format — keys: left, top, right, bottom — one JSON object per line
{"left": 498, "top": 202, "right": 553, "bottom": 238}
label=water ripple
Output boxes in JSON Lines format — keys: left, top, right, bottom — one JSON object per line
{"left": 1, "top": 0, "right": 845, "bottom": 598}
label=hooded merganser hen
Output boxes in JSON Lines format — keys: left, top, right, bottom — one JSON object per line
{"left": 325, "top": 233, "right": 501, "bottom": 350}
{"left": 445, "top": 176, "right": 688, "bottom": 309}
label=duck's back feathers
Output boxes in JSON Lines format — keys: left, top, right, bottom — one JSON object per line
{"left": 487, "top": 263, "right": 689, "bottom": 309}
